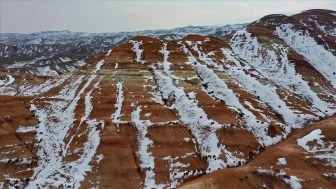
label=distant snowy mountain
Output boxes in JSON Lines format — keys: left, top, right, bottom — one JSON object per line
{"left": 0, "top": 24, "right": 247, "bottom": 44}
{"left": 0, "top": 23, "right": 247, "bottom": 76}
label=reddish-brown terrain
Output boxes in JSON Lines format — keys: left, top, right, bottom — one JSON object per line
{"left": 180, "top": 115, "right": 336, "bottom": 189}
{"left": 0, "top": 9, "right": 335, "bottom": 189}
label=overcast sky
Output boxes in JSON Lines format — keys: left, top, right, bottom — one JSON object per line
{"left": 1, "top": 0, "right": 335, "bottom": 33}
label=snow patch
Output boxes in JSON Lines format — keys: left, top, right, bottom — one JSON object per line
{"left": 129, "top": 40, "right": 146, "bottom": 64}
{"left": 0, "top": 75, "right": 14, "bottom": 86}
{"left": 297, "top": 129, "right": 324, "bottom": 152}
{"left": 0, "top": 75, "right": 16, "bottom": 95}
{"left": 297, "top": 129, "right": 336, "bottom": 167}
{"left": 16, "top": 126, "right": 37, "bottom": 133}
{"left": 283, "top": 176, "right": 303, "bottom": 189}
{"left": 111, "top": 82, "right": 124, "bottom": 132}
{"left": 159, "top": 43, "right": 173, "bottom": 75}
{"left": 277, "top": 157, "right": 287, "bottom": 165}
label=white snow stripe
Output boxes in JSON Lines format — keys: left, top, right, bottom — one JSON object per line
{"left": 27, "top": 59, "right": 105, "bottom": 188}
{"left": 80, "top": 78, "right": 102, "bottom": 125}
{"left": 180, "top": 41, "right": 282, "bottom": 146}
{"left": 153, "top": 70, "right": 230, "bottom": 172}
{"left": 18, "top": 74, "right": 71, "bottom": 96}
{"left": 132, "top": 106, "right": 166, "bottom": 189}
{"left": 194, "top": 63, "right": 282, "bottom": 146}
{"left": 221, "top": 48, "right": 317, "bottom": 131}
{"left": 15, "top": 126, "right": 36, "bottom": 133}
{"left": 111, "top": 82, "right": 124, "bottom": 132}
{"left": 106, "top": 49, "right": 112, "bottom": 57}
{"left": 129, "top": 40, "right": 146, "bottom": 64}
{"left": 159, "top": 43, "right": 173, "bottom": 75}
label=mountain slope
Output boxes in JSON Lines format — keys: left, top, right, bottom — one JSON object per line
{"left": 180, "top": 115, "right": 336, "bottom": 189}
{"left": 0, "top": 9, "right": 335, "bottom": 189}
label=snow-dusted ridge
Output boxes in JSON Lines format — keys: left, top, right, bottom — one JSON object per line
{"left": 275, "top": 24, "right": 336, "bottom": 89}
{"left": 26, "top": 58, "right": 105, "bottom": 188}
{"left": 180, "top": 41, "right": 282, "bottom": 146}
{"left": 230, "top": 28, "right": 333, "bottom": 115}
{"left": 222, "top": 47, "right": 316, "bottom": 131}
{"left": 18, "top": 74, "right": 71, "bottom": 96}
{"left": 194, "top": 63, "right": 282, "bottom": 146}
{"left": 153, "top": 69, "right": 242, "bottom": 173}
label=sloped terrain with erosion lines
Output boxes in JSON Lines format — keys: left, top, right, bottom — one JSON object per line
{"left": 0, "top": 9, "right": 335, "bottom": 189}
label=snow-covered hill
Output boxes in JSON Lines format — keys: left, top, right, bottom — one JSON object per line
{"left": 0, "top": 9, "right": 335, "bottom": 189}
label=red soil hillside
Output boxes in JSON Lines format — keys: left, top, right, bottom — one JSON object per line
{"left": 180, "top": 115, "right": 336, "bottom": 189}
{"left": 0, "top": 9, "right": 335, "bottom": 189}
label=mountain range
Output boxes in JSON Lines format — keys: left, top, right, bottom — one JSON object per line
{"left": 0, "top": 24, "right": 246, "bottom": 76}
